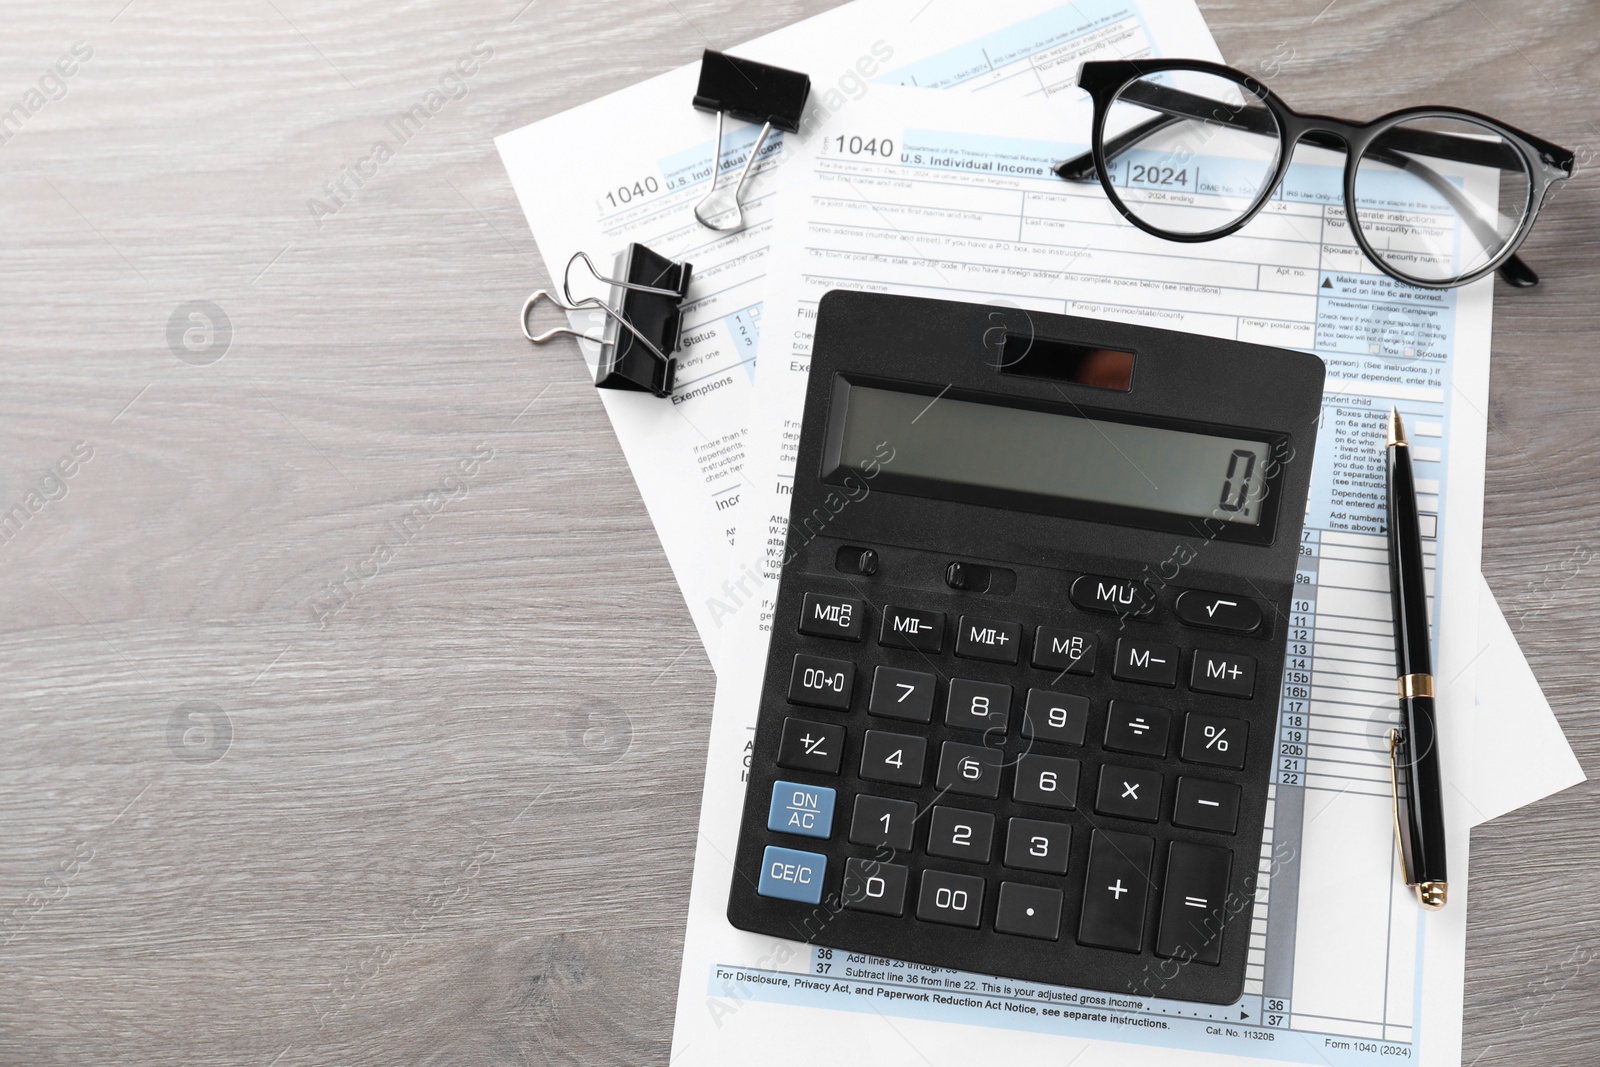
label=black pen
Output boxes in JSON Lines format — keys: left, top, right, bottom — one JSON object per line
{"left": 1384, "top": 408, "right": 1448, "bottom": 910}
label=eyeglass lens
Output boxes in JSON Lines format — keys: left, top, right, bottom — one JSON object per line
{"left": 1100, "top": 68, "right": 1534, "bottom": 285}
{"left": 1102, "top": 70, "right": 1282, "bottom": 237}
{"left": 1351, "top": 116, "right": 1530, "bottom": 284}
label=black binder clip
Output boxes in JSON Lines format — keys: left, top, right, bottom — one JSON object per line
{"left": 520, "top": 243, "right": 693, "bottom": 398}
{"left": 691, "top": 50, "right": 811, "bottom": 233}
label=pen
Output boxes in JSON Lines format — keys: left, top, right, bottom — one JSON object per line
{"left": 1384, "top": 408, "right": 1448, "bottom": 910}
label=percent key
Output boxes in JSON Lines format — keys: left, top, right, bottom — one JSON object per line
{"left": 1182, "top": 712, "right": 1247, "bottom": 770}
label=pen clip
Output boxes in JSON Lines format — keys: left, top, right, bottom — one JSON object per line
{"left": 1386, "top": 727, "right": 1416, "bottom": 887}
{"left": 1388, "top": 727, "right": 1446, "bottom": 908}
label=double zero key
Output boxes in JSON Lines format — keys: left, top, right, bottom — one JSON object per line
{"left": 788, "top": 654, "right": 854, "bottom": 710}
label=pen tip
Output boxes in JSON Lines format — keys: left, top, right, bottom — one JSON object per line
{"left": 1388, "top": 407, "right": 1407, "bottom": 448}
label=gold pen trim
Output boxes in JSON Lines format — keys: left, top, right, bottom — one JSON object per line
{"left": 1387, "top": 407, "right": 1409, "bottom": 448}
{"left": 1397, "top": 673, "right": 1434, "bottom": 699}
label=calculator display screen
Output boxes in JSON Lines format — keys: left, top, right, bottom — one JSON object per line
{"left": 833, "top": 382, "right": 1274, "bottom": 529}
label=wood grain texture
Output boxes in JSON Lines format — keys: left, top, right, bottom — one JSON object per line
{"left": 0, "top": 1, "right": 1594, "bottom": 1064}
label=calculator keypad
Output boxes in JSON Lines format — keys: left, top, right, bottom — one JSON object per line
{"left": 926, "top": 806, "right": 995, "bottom": 863}
{"left": 1031, "top": 625, "right": 1097, "bottom": 675}
{"left": 1078, "top": 829, "right": 1154, "bottom": 951}
{"left": 879, "top": 605, "right": 944, "bottom": 652}
{"left": 1012, "top": 754, "right": 1080, "bottom": 809}
{"left": 849, "top": 794, "right": 917, "bottom": 851}
{"left": 799, "top": 592, "right": 866, "bottom": 641}
{"left": 1155, "top": 842, "right": 1233, "bottom": 963}
{"left": 1094, "top": 765, "right": 1162, "bottom": 822}
{"left": 859, "top": 730, "right": 926, "bottom": 786}
{"left": 776, "top": 717, "right": 845, "bottom": 774}
{"left": 1181, "top": 712, "right": 1249, "bottom": 769}
{"left": 1070, "top": 574, "right": 1156, "bottom": 617}
{"left": 1004, "top": 817, "right": 1071, "bottom": 874}
{"left": 767, "top": 781, "right": 836, "bottom": 839}
{"left": 739, "top": 573, "right": 1279, "bottom": 1000}
{"left": 995, "top": 881, "right": 1064, "bottom": 940}
{"left": 917, "top": 870, "right": 985, "bottom": 927}
{"left": 1021, "top": 689, "right": 1089, "bottom": 746}
{"left": 1190, "top": 649, "right": 1257, "bottom": 698}
{"left": 936, "top": 742, "right": 1002, "bottom": 798}
{"left": 945, "top": 678, "right": 1011, "bottom": 732}
{"left": 842, "top": 856, "right": 909, "bottom": 916}
{"left": 758, "top": 845, "right": 827, "bottom": 905}
{"left": 1112, "top": 637, "right": 1179, "bottom": 687}
{"left": 1103, "top": 700, "right": 1171, "bottom": 757}
{"left": 1173, "top": 777, "right": 1241, "bottom": 834}
{"left": 955, "top": 615, "right": 1022, "bottom": 663}
{"left": 1174, "top": 589, "right": 1262, "bottom": 633}
{"left": 869, "top": 666, "right": 936, "bottom": 722}
{"left": 787, "top": 654, "right": 854, "bottom": 710}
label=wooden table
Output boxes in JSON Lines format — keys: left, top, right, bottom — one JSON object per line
{"left": 2, "top": 1, "right": 1594, "bottom": 1063}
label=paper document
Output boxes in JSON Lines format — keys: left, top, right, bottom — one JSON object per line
{"left": 1469, "top": 577, "right": 1584, "bottom": 822}
{"left": 496, "top": 0, "right": 1223, "bottom": 665}
{"left": 672, "top": 86, "right": 1515, "bottom": 1066}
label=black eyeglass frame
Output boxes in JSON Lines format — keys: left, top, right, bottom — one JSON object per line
{"left": 1070, "top": 59, "right": 1575, "bottom": 290}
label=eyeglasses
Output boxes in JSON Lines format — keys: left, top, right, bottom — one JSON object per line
{"left": 1056, "top": 60, "right": 1574, "bottom": 290}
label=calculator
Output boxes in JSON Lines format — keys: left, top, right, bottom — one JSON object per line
{"left": 726, "top": 291, "right": 1324, "bottom": 1004}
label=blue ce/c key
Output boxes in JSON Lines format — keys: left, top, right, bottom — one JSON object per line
{"left": 758, "top": 845, "right": 827, "bottom": 904}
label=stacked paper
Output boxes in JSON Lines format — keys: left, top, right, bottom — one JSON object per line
{"left": 496, "top": 4, "right": 1583, "bottom": 1063}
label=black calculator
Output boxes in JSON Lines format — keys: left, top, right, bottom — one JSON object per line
{"left": 726, "top": 292, "right": 1324, "bottom": 1004}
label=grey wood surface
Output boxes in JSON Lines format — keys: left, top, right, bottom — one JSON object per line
{"left": 0, "top": 1, "right": 1594, "bottom": 1063}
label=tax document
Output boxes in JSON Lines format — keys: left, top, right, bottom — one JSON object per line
{"left": 496, "top": 0, "right": 1223, "bottom": 665}
{"left": 669, "top": 87, "right": 1552, "bottom": 1067}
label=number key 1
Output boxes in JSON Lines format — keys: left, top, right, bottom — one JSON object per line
{"left": 850, "top": 794, "right": 917, "bottom": 851}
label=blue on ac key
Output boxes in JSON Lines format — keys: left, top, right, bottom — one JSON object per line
{"left": 766, "top": 780, "right": 836, "bottom": 839}
{"left": 757, "top": 845, "right": 827, "bottom": 904}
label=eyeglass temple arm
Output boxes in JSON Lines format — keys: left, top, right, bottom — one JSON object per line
{"left": 1083, "top": 82, "right": 1536, "bottom": 170}
{"left": 1056, "top": 110, "right": 1537, "bottom": 287}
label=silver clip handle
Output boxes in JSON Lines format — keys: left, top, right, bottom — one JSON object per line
{"left": 694, "top": 113, "right": 774, "bottom": 233}
{"left": 519, "top": 288, "right": 671, "bottom": 367}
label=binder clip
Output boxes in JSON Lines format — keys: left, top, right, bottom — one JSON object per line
{"left": 520, "top": 243, "right": 693, "bottom": 398}
{"left": 690, "top": 50, "right": 811, "bottom": 233}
